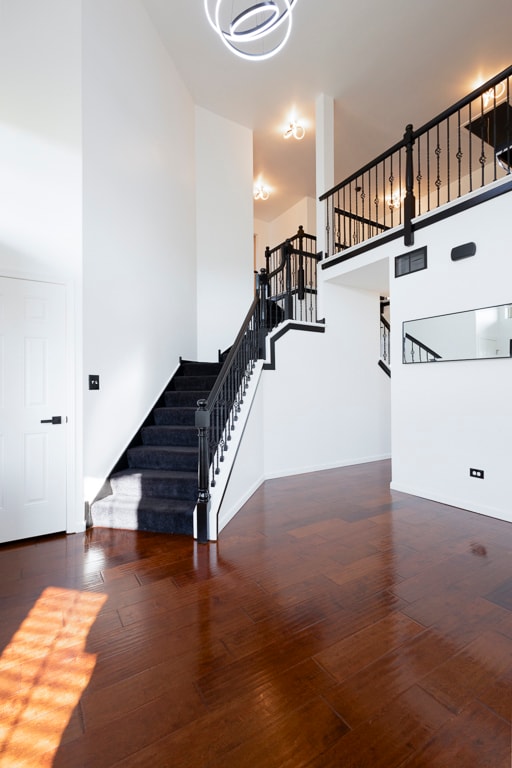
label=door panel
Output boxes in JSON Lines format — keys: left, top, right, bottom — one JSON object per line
{"left": 0, "top": 277, "right": 67, "bottom": 543}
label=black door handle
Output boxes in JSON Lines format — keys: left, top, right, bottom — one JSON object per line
{"left": 40, "top": 416, "right": 62, "bottom": 425}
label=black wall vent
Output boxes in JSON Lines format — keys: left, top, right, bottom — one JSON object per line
{"left": 451, "top": 242, "right": 477, "bottom": 261}
{"left": 395, "top": 246, "right": 427, "bottom": 278}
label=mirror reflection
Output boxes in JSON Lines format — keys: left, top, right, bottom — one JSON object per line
{"left": 403, "top": 303, "right": 512, "bottom": 363}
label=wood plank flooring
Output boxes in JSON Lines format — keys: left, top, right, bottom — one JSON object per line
{"left": 1, "top": 460, "right": 511, "bottom": 767}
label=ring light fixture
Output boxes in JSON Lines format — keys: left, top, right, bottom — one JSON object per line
{"left": 204, "top": 0, "right": 298, "bottom": 61}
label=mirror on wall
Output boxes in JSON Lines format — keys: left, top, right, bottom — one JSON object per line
{"left": 403, "top": 303, "right": 512, "bottom": 363}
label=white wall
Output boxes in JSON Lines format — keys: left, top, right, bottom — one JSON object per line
{"left": 214, "top": 289, "right": 391, "bottom": 535}
{"left": 0, "top": 0, "right": 83, "bottom": 531}
{"left": 263, "top": 290, "right": 391, "bottom": 477}
{"left": 391, "top": 186, "right": 512, "bottom": 522}
{"left": 82, "top": 0, "right": 198, "bottom": 502}
{"left": 0, "top": 0, "right": 82, "bottom": 278}
{"left": 214, "top": 370, "right": 265, "bottom": 537}
{"left": 195, "top": 108, "right": 254, "bottom": 360}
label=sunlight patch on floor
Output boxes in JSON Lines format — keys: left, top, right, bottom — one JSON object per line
{"left": 0, "top": 586, "right": 106, "bottom": 766}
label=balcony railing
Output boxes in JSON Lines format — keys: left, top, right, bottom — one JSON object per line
{"left": 320, "top": 65, "right": 512, "bottom": 258}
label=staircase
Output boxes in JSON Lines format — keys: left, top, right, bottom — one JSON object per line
{"left": 91, "top": 359, "right": 222, "bottom": 536}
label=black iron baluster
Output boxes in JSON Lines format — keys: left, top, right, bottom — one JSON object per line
{"left": 398, "top": 149, "right": 403, "bottom": 225}
{"left": 479, "top": 93, "right": 486, "bottom": 187}
{"left": 426, "top": 130, "right": 431, "bottom": 212}
{"left": 388, "top": 152, "right": 395, "bottom": 229}
{"left": 373, "top": 163, "right": 379, "bottom": 237}
{"left": 435, "top": 124, "right": 442, "bottom": 207}
{"left": 456, "top": 109, "right": 463, "bottom": 198}
{"left": 446, "top": 116, "right": 451, "bottom": 203}
{"left": 416, "top": 134, "right": 422, "bottom": 216}
{"left": 468, "top": 100, "right": 473, "bottom": 192}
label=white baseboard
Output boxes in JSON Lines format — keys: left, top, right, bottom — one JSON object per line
{"left": 389, "top": 481, "right": 512, "bottom": 525}
{"left": 264, "top": 453, "right": 391, "bottom": 481}
{"left": 217, "top": 474, "right": 265, "bottom": 535}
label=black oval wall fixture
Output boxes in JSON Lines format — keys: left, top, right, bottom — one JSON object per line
{"left": 451, "top": 242, "right": 476, "bottom": 261}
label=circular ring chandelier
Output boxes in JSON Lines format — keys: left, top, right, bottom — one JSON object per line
{"left": 204, "top": 0, "right": 298, "bottom": 62}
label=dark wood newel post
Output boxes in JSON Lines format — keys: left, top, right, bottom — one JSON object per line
{"left": 284, "top": 240, "right": 293, "bottom": 320}
{"left": 404, "top": 123, "right": 416, "bottom": 246}
{"left": 195, "top": 398, "right": 210, "bottom": 543}
{"left": 264, "top": 245, "right": 271, "bottom": 274}
{"left": 257, "top": 268, "right": 268, "bottom": 358}
{"left": 297, "top": 225, "right": 305, "bottom": 301}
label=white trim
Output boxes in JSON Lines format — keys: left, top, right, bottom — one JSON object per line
{"left": 390, "top": 481, "right": 512, "bottom": 525}
{"left": 264, "top": 453, "right": 392, "bottom": 480}
{"left": 195, "top": 361, "right": 265, "bottom": 540}
{"left": 0, "top": 270, "right": 79, "bottom": 535}
{"left": 217, "top": 475, "right": 265, "bottom": 536}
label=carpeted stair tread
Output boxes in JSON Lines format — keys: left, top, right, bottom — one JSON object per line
{"left": 164, "top": 390, "right": 210, "bottom": 407}
{"left": 141, "top": 424, "right": 197, "bottom": 446}
{"left": 92, "top": 494, "right": 193, "bottom": 535}
{"left": 127, "top": 445, "right": 198, "bottom": 471}
{"left": 110, "top": 468, "right": 198, "bottom": 500}
{"left": 172, "top": 375, "right": 218, "bottom": 391}
{"left": 180, "top": 361, "right": 223, "bottom": 377}
{"left": 153, "top": 407, "right": 196, "bottom": 426}
{"left": 91, "top": 357, "right": 220, "bottom": 536}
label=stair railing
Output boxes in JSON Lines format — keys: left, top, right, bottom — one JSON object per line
{"left": 264, "top": 226, "right": 321, "bottom": 324}
{"left": 320, "top": 64, "right": 512, "bottom": 257}
{"left": 403, "top": 332, "right": 442, "bottom": 363}
{"left": 195, "top": 297, "right": 260, "bottom": 542}
{"left": 379, "top": 314, "right": 391, "bottom": 377}
{"left": 195, "top": 227, "right": 322, "bottom": 542}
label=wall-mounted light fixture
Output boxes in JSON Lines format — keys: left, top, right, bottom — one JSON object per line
{"left": 386, "top": 192, "right": 402, "bottom": 210}
{"left": 204, "top": 0, "right": 298, "bottom": 62}
{"left": 254, "top": 179, "right": 270, "bottom": 200}
{"left": 283, "top": 119, "right": 305, "bottom": 140}
{"left": 482, "top": 80, "right": 506, "bottom": 109}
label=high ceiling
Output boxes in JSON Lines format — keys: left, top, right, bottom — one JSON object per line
{"left": 141, "top": 0, "right": 511, "bottom": 222}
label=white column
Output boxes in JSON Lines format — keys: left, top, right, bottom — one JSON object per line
{"left": 315, "top": 93, "right": 334, "bottom": 256}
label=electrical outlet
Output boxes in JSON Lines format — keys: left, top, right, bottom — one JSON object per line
{"left": 89, "top": 375, "right": 100, "bottom": 390}
{"left": 469, "top": 468, "right": 484, "bottom": 479}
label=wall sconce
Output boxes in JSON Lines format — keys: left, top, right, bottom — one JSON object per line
{"left": 482, "top": 80, "right": 506, "bottom": 109}
{"left": 254, "top": 180, "right": 270, "bottom": 200}
{"left": 283, "top": 119, "right": 305, "bottom": 140}
{"left": 387, "top": 192, "right": 402, "bottom": 210}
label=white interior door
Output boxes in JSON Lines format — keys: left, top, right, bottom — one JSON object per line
{"left": 0, "top": 277, "right": 67, "bottom": 543}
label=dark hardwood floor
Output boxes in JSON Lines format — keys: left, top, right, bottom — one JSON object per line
{"left": 1, "top": 460, "right": 511, "bottom": 767}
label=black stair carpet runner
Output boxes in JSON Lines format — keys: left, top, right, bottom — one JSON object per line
{"left": 91, "top": 360, "right": 222, "bottom": 535}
